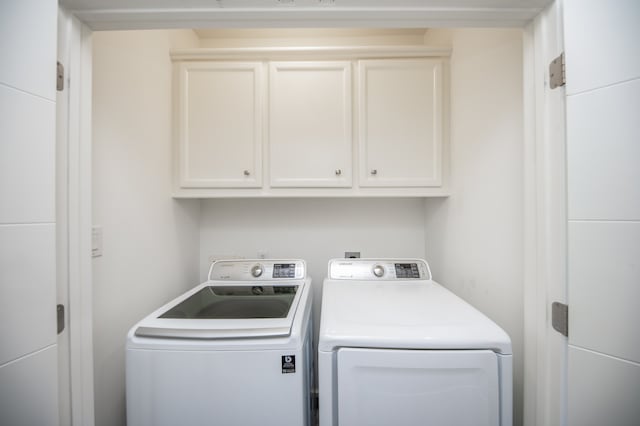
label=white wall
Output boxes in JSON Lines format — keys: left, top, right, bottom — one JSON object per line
{"left": 0, "top": 0, "right": 59, "bottom": 425}
{"left": 91, "top": 29, "right": 201, "bottom": 426}
{"left": 422, "top": 28, "right": 525, "bottom": 425}
{"left": 564, "top": 1, "right": 640, "bottom": 424}
{"left": 199, "top": 197, "right": 427, "bottom": 346}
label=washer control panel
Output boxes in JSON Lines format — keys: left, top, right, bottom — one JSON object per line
{"left": 329, "top": 259, "right": 431, "bottom": 280}
{"left": 208, "top": 260, "right": 305, "bottom": 281}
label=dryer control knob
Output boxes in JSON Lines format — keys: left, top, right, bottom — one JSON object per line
{"left": 251, "top": 264, "right": 263, "bottom": 278}
{"left": 373, "top": 265, "right": 385, "bottom": 277}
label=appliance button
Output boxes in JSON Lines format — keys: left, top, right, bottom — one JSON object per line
{"left": 251, "top": 264, "right": 263, "bottom": 278}
{"left": 373, "top": 265, "right": 385, "bottom": 277}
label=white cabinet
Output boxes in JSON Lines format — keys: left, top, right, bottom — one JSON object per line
{"left": 269, "top": 61, "right": 352, "bottom": 188}
{"left": 171, "top": 48, "right": 449, "bottom": 197}
{"left": 177, "top": 62, "right": 263, "bottom": 188}
{"left": 358, "top": 59, "right": 443, "bottom": 187}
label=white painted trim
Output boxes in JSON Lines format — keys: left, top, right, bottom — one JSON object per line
{"left": 66, "top": 15, "right": 95, "bottom": 426}
{"left": 66, "top": 8, "right": 544, "bottom": 31}
{"left": 522, "top": 22, "right": 538, "bottom": 426}
{"left": 171, "top": 188, "right": 452, "bottom": 198}
{"left": 522, "top": 1, "right": 567, "bottom": 425}
{"left": 170, "top": 46, "right": 452, "bottom": 61}
{"left": 56, "top": 8, "right": 73, "bottom": 426}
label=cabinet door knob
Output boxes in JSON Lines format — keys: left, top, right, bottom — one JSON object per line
{"left": 371, "top": 169, "right": 378, "bottom": 175}
{"left": 335, "top": 169, "right": 342, "bottom": 176}
{"left": 244, "top": 170, "right": 250, "bottom": 176}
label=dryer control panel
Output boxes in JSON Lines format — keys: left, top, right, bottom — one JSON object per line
{"left": 208, "top": 259, "right": 306, "bottom": 281}
{"left": 328, "top": 259, "right": 431, "bottom": 280}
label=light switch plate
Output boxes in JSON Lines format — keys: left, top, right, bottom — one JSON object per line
{"left": 92, "top": 226, "right": 103, "bottom": 257}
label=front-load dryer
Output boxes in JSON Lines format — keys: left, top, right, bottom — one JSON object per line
{"left": 126, "top": 259, "right": 313, "bottom": 426}
{"left": 318, "top": 258, "right": 512, "bottom": 426}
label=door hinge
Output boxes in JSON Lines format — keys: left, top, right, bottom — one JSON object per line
{"left": 57, "top": 61, "right": 64, "bottom": 91}
{"left": 57, "top": 304, "right": 65, "bottom": 334}
{"left": 551, "top": 302, "right": 568, "bottom": 337}
{"left": 549, "top": 52, "right": 565, "bottom": 89}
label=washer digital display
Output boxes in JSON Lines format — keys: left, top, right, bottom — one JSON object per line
{"left": 394, "top": 263, "right": 420, "bottom": 279}
{"left": 273, "top": 263, "right": 296, "bottom": 278}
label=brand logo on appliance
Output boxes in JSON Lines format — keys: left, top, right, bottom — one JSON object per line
{"left": 281, "top": 355, "right": 296, "bottom": 374}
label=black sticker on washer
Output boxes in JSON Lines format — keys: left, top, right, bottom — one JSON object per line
{"left": 281, "top": 355, "right": 296, "bottom": 374}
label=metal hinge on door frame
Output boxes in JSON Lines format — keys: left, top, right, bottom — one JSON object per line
{"left": 57, "top": 304, "right": 65, "bottom": 334}
{"left": 57, "top": 61, "right": 64, "bottom": 91}
{"left": 549, "top": 52, "right": 566, "bottom": 89}
{"left": 551, "top": 302, "right": 568, "bottom": 337}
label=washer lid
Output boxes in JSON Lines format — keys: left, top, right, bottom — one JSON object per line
{"left": 318, "top": 279, "right": 512, "bottom": 354}
{"left": 134, "top": 281, "right": 305, "bottom": 339}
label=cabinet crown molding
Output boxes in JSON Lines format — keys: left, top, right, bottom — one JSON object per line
{"left": 170, "top": 46, "right": 452, "bottom": 61}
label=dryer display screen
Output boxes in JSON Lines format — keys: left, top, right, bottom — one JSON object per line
{"left": 394, "top": 263, "right": 421, "bottom": 279}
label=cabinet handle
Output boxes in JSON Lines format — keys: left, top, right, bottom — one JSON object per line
{"left": 243, "top": 170, "right": 250, "bottom": 176}
{"left": 371, "top": 169, "right": 378, "bottom": 175}
{"left": 335, "top": 169, "right": 342, "bottom": 176}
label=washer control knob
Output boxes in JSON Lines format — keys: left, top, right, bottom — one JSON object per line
{"left": 251, "top": 264, "right": 263, "bottom": 278}
{"left": 373, "top": 265, "right": 385, "bottom": 278}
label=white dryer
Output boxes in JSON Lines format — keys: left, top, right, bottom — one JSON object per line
{"left": 126, "top": 259, "right": 313, "bottom": 426}
{"left": 318, "top": 259, "right": 512, "bottom": 426}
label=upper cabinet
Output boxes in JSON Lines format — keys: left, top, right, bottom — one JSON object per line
{"left": 358, "top": 59, "right": 443, "bottom": 188}
{"left": 269, "top": 61, "right": 352, "bottom": 188}
{"left": 177, "top": 61, "right": 263, "bottom": 188}
{"left": 171, "top": 47, "right": 450, "bottom": 197}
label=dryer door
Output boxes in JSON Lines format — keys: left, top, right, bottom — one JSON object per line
{"left": 337, "top": 348, "right": 500, "bottom": 426}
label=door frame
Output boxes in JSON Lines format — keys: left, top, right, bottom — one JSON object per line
{"left": 522, "top": 1, "right": 568, "bottom": 425}
{"left": 59, "top": 2, "right": 566, "bottom": 425}
{"left": 57, "top": 9, "right": 95, "bottom": 426}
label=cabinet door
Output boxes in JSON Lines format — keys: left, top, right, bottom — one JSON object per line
{"left": 177, "top": 62, "right": 263, "bottom": 188}
{"left": 359, "top": 59, "right": 443, "bottom": 187}
{"left": 269, "top": 61, "right": 352, "bottom": 188}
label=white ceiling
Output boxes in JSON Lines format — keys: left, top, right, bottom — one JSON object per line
{"left": 58, "top": 0, "right": 553, "bottom": 31}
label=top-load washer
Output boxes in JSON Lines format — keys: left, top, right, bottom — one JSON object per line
{"left": 318, "top": 258, "right": 512, "bottom": 426}
{"left": 126, "top": 259, "right": 313, "bottom": 426}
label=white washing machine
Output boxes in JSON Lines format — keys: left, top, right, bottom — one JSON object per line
{"left": 318, "top": 258, "right": 512, "bottom": 426}
{"left": 126, "top": 259, "right": 313, "bottom": 426}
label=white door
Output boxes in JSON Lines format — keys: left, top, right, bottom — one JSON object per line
{"left": 0, "top": 0, "right": 59, "bottom": 425}
{"left": 269, "top": 61, "right": 352, "bottom": 188}
{"left": 337, "top": 348, "right": 500, "bottom": 426}
{"left": 564, "top": 1, "right": 640, "bottom": 425}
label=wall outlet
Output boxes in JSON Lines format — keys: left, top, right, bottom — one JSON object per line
{"left": 344, "top": 251, "right": 360, "bottom": 259}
